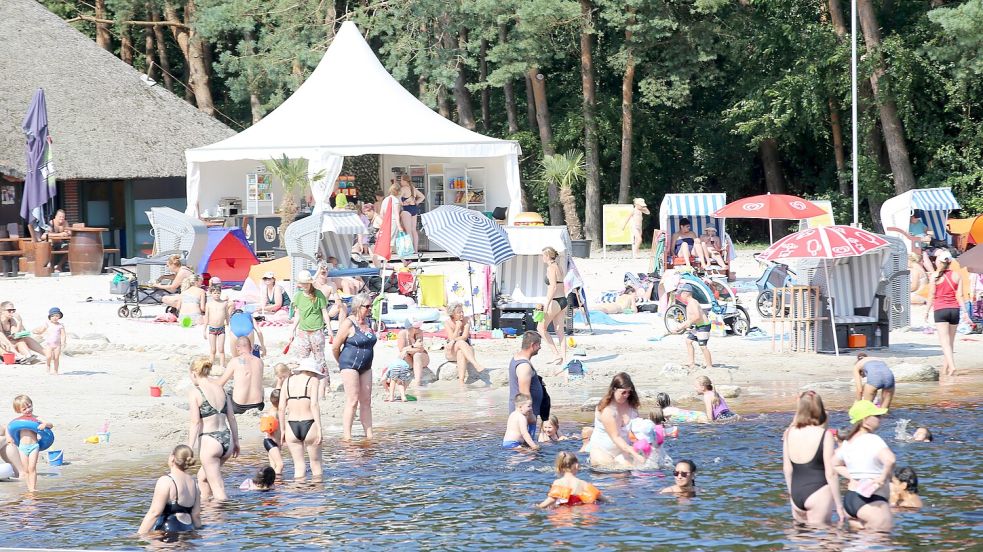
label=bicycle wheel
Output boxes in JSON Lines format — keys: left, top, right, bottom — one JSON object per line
{"left": 756, "top": 291, "right": 774, "bottom": 318}
{"left": 664, "top": 304, "right": 687, "bottom": 334}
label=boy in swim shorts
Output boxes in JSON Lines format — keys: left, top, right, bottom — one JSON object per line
{"left": 671, "top": 284, "right": 713, "bottom": 369}
{"left": 203, "top": 284, "right": 230, "bottom": 366}
{"left": 502, "top": 394, "right": 540, "bottom": 450}
{"left": 9, "top": 395, "right": 53, "bottom": 492}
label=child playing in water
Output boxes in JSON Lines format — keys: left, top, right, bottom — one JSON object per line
{"left": 9, "top": 395, "right": 53, "bottom": 492}
{"left": 382, "top": 360, "right": 412, "bottom": 402}
{"left": 204, "top": 284, "right": 230, "bottom": 366}
{"left": 502, "top": 394, "right": 540, "bottom": 450}
{"left": 240, "top": 466, "right": 276, "bottom": 491}
{"left": 34, "top": 307, "right": 66, "bottom": 375}
{"left": 261, "top": 389, "right": 283, "bottom": 475}
{"left": 890, "top": 466, "right": 922, "bottom": 508}
{"left": 538, "top": 415, "right": 570, "bottom": 443}
{"left": 578, "top": 426, "right": 593, "bottom": 452}
{"left": 538, "top": 451, "right": 603, "bottom": 508}
{"left": 656, "top": 392, "right": 707, "bottom": 423}
{"left": 696, "top": 376, "right": 736, "bottom": 421}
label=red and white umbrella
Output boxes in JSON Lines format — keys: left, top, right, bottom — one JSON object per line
{"left": 714, "top": 193, "right": 828, "bottom": 243}
{"left": 758, "top": 226, "right": 889, "bottom": 355}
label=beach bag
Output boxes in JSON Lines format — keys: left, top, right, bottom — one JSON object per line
{"left": 395, "top": 232, "right": 415, "bottom": 258}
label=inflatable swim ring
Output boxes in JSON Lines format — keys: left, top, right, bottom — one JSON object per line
{"left": 0, "top": 462, "right": 14, "bottom": 479}
{"left": 7, "top": 418, "right": 55, "bottom": 452}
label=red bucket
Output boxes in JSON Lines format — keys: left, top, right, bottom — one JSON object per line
{"left": 150, "top": 386, "right": 162, "bottom": 397}
{"left": 2, "top": 352, "right": 14, "bottom": 365}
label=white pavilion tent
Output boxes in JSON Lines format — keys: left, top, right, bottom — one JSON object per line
{"left": 184, "top": 21, "right": 522, "bottom": 224}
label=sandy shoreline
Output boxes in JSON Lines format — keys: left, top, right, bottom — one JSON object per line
{"left": 1, "top": 249, "right": 980, "bottom": 493}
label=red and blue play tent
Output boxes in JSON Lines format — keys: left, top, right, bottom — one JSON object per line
{"left": 197, "top": 227, "right": 259, "bottom": 284}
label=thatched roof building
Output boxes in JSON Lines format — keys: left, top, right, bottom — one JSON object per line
{"left": 0, "top": 0, "right": 234, "bottom": 180}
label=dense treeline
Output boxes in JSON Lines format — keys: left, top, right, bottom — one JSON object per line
{"left": 43, "top": 0, "right": 983, "bottom": 241}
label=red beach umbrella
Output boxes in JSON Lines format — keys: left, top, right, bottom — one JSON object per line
{"left": 757, "top": 226, "right": 889, "bottom": 355}
{"left": 714, "top": 194, "right": 828, "bottom": 243}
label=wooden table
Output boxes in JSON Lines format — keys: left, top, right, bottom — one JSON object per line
{"left": 67, "top": 227, "right": 108, "bottom": 275}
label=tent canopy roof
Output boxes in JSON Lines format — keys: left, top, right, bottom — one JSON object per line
{"left": 186, "top": 21, "right": 518, "bottom": 163}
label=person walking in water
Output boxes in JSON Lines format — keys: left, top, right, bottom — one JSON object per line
{"left": 782, "top": 391, "right": 844, "bottom": 525}
{"left": 507, "top": 331, "right": 545, "bottom": 440}
{"left": 218, "top": 337, "right": 266, "bottom": 415}
{"left": 672, "top": 284, "right": 713, "bottom": 369}
{"left": 833, "top": 400, "right": 895, "bottom": 532}
{"left": 852, "top": 353, "right": 896, "bottom": 410}
{"left": 332, "top": 293, "right": 377, "bottom": 440}
{"left": 925, "top": 250, "right": 964, "bottom": 377}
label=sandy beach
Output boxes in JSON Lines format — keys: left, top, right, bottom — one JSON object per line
{"left": 1, "top": 249, "right": 980, "bottom": 484}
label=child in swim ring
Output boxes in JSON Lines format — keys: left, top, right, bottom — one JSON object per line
{"left": 9, "top": 395, "right": 53, "bottom": 492}
{"left": 261, "top": 389, "right": 283, "bottom": 475}
{"left": 538, "top": 451, "right": 603, "bottom": 508}
{"left": 240, "top": 466, "right": 276, "bottom": 491}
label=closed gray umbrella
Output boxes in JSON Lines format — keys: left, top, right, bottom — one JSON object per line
{"left": 956, "top": 246, "right": 983, "bottom": 274}
{"left": 21, "top": 88, "right": 54, "bottom": 225}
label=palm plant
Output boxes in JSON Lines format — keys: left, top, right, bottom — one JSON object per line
{"left": 263, "top": 154, "right": 326, "bottom": 246}
{"left": 539, "top": 151, "right": 586, "bottom": 240}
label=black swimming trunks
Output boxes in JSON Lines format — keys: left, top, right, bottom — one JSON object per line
{"left": 263, "top": 437, "right": 278, "bottom": 452}
{"left": 843, "top": 490, "right": 887, "bottom": 519}
{"left": 230, "top": 398, "right": 264, "bottom": 415}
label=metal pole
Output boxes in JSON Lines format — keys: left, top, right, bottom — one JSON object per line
{"left": 851, "top": 0, "right": 860, "bottom": 227}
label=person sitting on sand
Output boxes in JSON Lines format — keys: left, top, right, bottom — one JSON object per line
{"left": 261, "top": 389, "right": 283, "bottom": 475}
{"left": 890, "top": 466, "right": 922, "bottom": 509}
{"left": 502, "top": 394, "right": 540, "bottom": 450}
{"left": 589, "top": 373, "right": 645, "bottom": 468}
{"left": 670, "top": 284, "right": 714, "bottom": 370}
{"left": 257, "top": 272, "right": 288, "bottom": 315}
{"left": 696, "top": 376, "right": 736, "bottom": 421}
{"left": 539, "top": 451, "right": 603, "bottom": 508}
{"left": 0, "top": 302, "right": 44, "bottom": 361}
{"left": 176, "top": 274, "right": 206, "bottom": 324}
{"left": 187, "top": 358, "right": 239, "bottom": 501}
{"left": 397, "top": 319, "right": 430, "bottom": 389}
{"left": 9, "top": 394, "right": 53, "bottom": 492}
{"left": 278, "top": 358, "right": 324, "bottom": 480}
{"left": 656, "top": 392, "right": 708, "bottom": 423}
{"left": 138, "top": 445, "right": 202, "bottom": 534}
{"left": 240, "top": 466, "right": 276, "bottom": 491}
{"left": 34, "top": 307, "right": 66, "bottom": 375}
{"left": 908, "top": 253, "right": 929, "bottom": 305}
{"left": 218, "top": 337, "right": 266, "bottom": 415}
{"left": 156, "top": 254, "right": 196, "bottom": 308}
{"left": 444, "top": 302, "right": 486, "bottom": 384}
{"left": 203, "top": 284, "right": 230, "bottom": 366}
{"left": 538, "top": 415, "right": 570, "bottom": 444}
{"left": 661, "top": 459, "right": 698, "bottom": 496}
{"left": 595, "top": 285, "right": 639, "bottom": 315}
{"left": 853, "top": 353, "right": 896, "bottom": 410}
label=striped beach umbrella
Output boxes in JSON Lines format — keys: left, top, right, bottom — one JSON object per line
{"left": 421, "top": 205, "right": 515, "bottom": 265}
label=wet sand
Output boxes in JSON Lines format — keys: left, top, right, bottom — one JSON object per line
{"left": 0, "top": 249, "right": 979, "bottom": 490}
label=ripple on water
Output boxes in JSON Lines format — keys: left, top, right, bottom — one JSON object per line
{"left": 0, "top": 405, "right": 979, "bottom": 549}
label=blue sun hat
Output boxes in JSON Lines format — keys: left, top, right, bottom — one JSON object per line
{"left": 48, "top": 307, "right": 63, "bottom": 319}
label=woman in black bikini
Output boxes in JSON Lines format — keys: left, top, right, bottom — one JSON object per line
{"left": 138, "top": 445, "right": 202, "bottom": 534}
{"left": 332, "top": 293, "right": 378, "bottom": 440}
{"left": 277, "top": 358, "right": 323, "bottom": 480}
{"left": 399, "top": 174, "right": 425, "bottom": 253}
{"left": 187, "top": 357, "right": 239, "bottom": 501}
{"left": 782, "top": 391, "right": 844, "bottom": 525}
{"left": 538, "top": 247, "right": 568, "bottom": 365}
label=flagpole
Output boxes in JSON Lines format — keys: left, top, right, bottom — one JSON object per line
{"left": 851, "top": 0, "right": 860, "bottom": 227}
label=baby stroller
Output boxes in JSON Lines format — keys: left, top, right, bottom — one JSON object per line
{"left": 754, "top": 259, "right": 796, "bottom": 317}
{"left": 109, "top": 267, "right": 165, "bottom": 318}
{"left": 664, "top": 272, "right": 750, "bottom": 336}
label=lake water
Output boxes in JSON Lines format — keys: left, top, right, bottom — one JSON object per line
{"left": 1, "top": 402, "right": 980, "bottom": 550}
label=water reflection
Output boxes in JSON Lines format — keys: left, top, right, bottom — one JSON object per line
{"left": 0, "top": 404, "right": 979, "bottom": 549}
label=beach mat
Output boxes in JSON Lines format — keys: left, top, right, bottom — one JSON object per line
{"left": 574, "top": 311, "right": 646, "bottom": 326}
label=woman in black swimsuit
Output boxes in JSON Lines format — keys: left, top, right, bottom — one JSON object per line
{"left": 782, "top": 391, "right": 844, "bottom": 525}
{"left": 538, "top": 247, "right": 568, "bottom": 365}
{"left": 187, "top": 357, "right": 239, "bottom": 501}
{"left": 277, "top": 358, "right": 323, "bottom": 480}
{"left": 138, "top": 445, "right": 202, "bottom": 534}
{"left": 333, "top": 293, "right": 378, "bottom": 440}
{"left": 398, "top": 174, "right": 425, "bottom": 253}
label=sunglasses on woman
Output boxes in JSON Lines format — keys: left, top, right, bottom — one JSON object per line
{"left": 673, "top": 471, "right": 691, "bottom": 477}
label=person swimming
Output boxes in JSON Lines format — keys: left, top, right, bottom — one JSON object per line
{"left": 538, "top": 451, "right": 603, "bottom": 508}
{"left": 240, "top": 466, "right": 276, "bottom": 491}
{"left": 696, "top": 376, "right": 736, "bottom": 421}
{"left": 890, "top": 466, "right": 922, "bottom": 509}
{"left": 661, "top": 459, "right": 698, "bottom": 496}
{"left": 656, "top": 392, "right": 707, "bottom": 423}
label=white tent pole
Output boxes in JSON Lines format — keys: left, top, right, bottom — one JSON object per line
{"left": 825, "top": 259, "right": 840, "bottom": 356}
{"left": 851, "top": 0, "right": 860, "bottom": 227}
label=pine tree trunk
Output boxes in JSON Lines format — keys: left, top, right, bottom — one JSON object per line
{"left": 580, "top": 0, "right": 601, "bottom": 245}
{"left": 244, "top": 29, "right": 263, "bottom": 124}
{"left": 151, "top": 7, "right": 174, "bottom": 91}
{"left": 830, "top": 99, "right": 848, "bottom": 194}
{"left": 95, "top": 0, "right": 112, "bottom": 51}
{"left": 437, "top": 86, "right": 451, "bottom": 119}
{"left": 165, "top": 1, "right": 214, "bottom": 115}
{"left": 451, "top": 29, "right": 476, "bottom": 130}
{"left": 325, "top": 2, "right": 337, "bottom": 39}
{"left": 524, "top": 73, "right": 537, "bottom": 131}
{"left": 144, "top": 25, "right": 157, "bottom": 81}
{"left": 759, "top": 138, "right": 787, "bottom": 194}
{"left": 479, "top": 39, "right": 491, "bottom": 132}
{"left": 120, "top": 26, "right": 134, "bottom": 65}
{"left": 499, "top": 25, "right": 520, "bottom": 134}
{"left": 528, "top": 67, "right": 563, "bottom": 225}
{"left": 617, "top": 44, "right": 635, "bottom": 204}
{"left": 856, "top": 0, "right": 916, "bottom": 194}
{"left": 828, "top": 0, "right": 847, "bottom": 35}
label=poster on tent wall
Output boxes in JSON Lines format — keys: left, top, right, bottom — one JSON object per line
{"left": 602, "top": 204, "right": 634, "bottom": 257}
{"left": 246, "top": 169, "right": 274, "bottom": 215}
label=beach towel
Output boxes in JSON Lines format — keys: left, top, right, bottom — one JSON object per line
{"left": 574, "top": 310, "right": 645, "bottom": 326}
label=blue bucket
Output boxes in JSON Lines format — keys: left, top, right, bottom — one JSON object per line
{"left": 47, "top": 450, "right": 64, "bottom": 466}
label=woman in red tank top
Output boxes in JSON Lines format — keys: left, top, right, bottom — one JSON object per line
{"left": 925, "top": 251, "right": 964, "bottom": 377}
